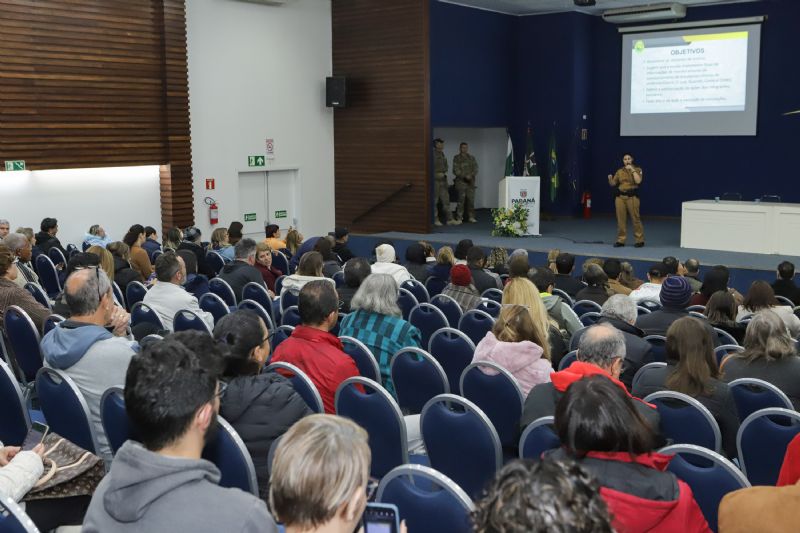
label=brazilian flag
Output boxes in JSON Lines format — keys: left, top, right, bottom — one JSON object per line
{"left": 548, "top": 129, "right": 559, "bottom": 203}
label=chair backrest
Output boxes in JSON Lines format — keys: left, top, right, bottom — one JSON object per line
{"left": 209, "top": 277, "right": 237, "bottom": 306}
{"left": 431, "top": 294, "right": 463, "bottom": 328}
{"left": 402, "top": 279, "right": 430, "bottom": 303}
{"left": 643, "top": 334, "right": 668, "bottom": 362}
{"left": 558, "top": 350, "right": 578, "bottom": 371}
{"left": 48, "top": 247, "right": 67, "bottom": 268}
{"left": 265, "top": 362, "right": 324, "bottom": 413}
{"left": 150, "top": 249, "right": 163, "bottom": 263}
{"left": 34, "top": 254, "right": 61, "bottom": 297}
{"left": 24, "top": 283, "right": 51, "bottom": 312}
{"left": 569, "top": 326, "right": 589, "bottom": 351}
{"left": 775, "top": 295, "right": 794, "bottom": 307}
{"left": 36, "top": 367, "right": 100, "bottom": 454}
{"left": 643, "top": 391, "right": 722, "bottom": 452}
{"left": 408, "top": 303, "right": 449, "bottom": 348}
{"left": 377, "top": 464, "right": 474, "bottom": 533}
{"left": 424, "top": 276, "right": 447, "bottom": 297}
{"left": 100, "top": 386, "right": 139, "bottom": 456}
{"left": 397, "top": 288, "right": 419, "bottom": 321}
{"left": 688, "top": 311, "right": 707, "bottom": 320}
{"left": 428, "top": 327, "right": 476, "bottom": 393}
{"left": 4, "top": 306, "right": 44, "bottom": 384}
{"left": 686, "top": 305, "right": 706, "bottom": 312}
{"left": 0, "top": 360, "right": 31, "bottom": 446}
{"left": 737, "top": 408, "right": 800, "bottom": 486}
{"left": 551, "top": 288, "right": 573, "bottom": 306}
{"left": 242, "top": 281, "right": 273, "bottom": 311}
{"left": 42, "top": 313, "right": 65, "bottom": 336}
{"left": 125, "top": 281, "right": 148, "bottom": 310}
{"left": 640, "top": 300, "right": 662, "bottom": 312}
{"left": 280, "top": 305, "right": 302, "bottom": 327}
{"left": 272, "top": 252, "right": 290, "bottom": 276}
{"left": 579, "top": 311, "right": 602, "bottom": 326}
{"left": 205, "top": 251, "right": 225, "bottom": 274}
{"left": 572, "top": 299, "right": 602, "bottom": 316}
{"left": 519, "top": 416, "right": 560, "bottom": 460}
{"left": 339, "top": 336, "right": 381, "bottom": 382}
{"left": 0, "top": 495, "right": 40, "bottom": 533}
{"left": 199, "top": 292, "right": 231, "bottom": 324}
{"left": 201, "top": 416, "right": 258, "bottom": 496}
{"left": 173, "top": 309, "right": 213, "bottom": 334}
{"left": 458, "top": 309, "right": 495, "bottom": 345}
{"left": 130, "top": 302, "right": 166, "bottom": 331}
{"left": 111, "top": 281, "right": 125, "bottom": 309}
{"left": 475, "top": 298, "right": 501, "bottom": 318}
{"left": 272, "top": 325, "right": 295, "bottom": 351}
{"left": 636, "top": 305, "right": 652, "bottom": 315}
{"left": 335, "top": 377, "right": 408, "bottom": 478}
{"left": 390, "top": 347, "right": 449, "bottom": 415}
{"left": 238, "top": 299, "right": 276, "bottom": 334}
{"left": 331, "top": 270, "right": 345, "bottom": 287}
{"left": 713, "top": 327, "right": 739, "bottom": 346}
{"left": 279, "top": 288, "right": 299, "bottom": 314}
{"left": 421, "top": 394, "right": 501, "bottom": 498}
{"left": 460, "top": 362, "right": 523, "bottom": 449}
{"left": 480, "top": 288, "right": 503, "bottom": 303}
{"left": 661, "top": 444, "right": 750, "bottom": 532}
{"left": 729, "top": 378, "right": 794, "bottom": 423}
{"left": 715, "top": 344, "right": 744, "bottom": 366}
{"left": 274, "top": 275, "right": 286, "bottom": 295}
{"left": 631, "top": 362, "right": 667, "bottom": 392}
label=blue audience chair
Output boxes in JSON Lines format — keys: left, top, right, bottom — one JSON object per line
{"left": 281, "top": 305, "right": 301, "bottom": 327}
{"left": 480, "top": 288, "right": 503, "bottom": 304}
{"left": 111, "top": 281, "right": 125, "bottom": 308}
{"left": 332, "top": 270, "right": 345, "bottom": 287}
{"left": 0, "top": 360, "right": 32, "bottom": 446}
{"left": 125, "top": 281, "right": 148, "bottom": 311}
{"left": 458, "top": 309, "right": 495, "bottom": 345}
{"left": 408, "top": 303, "right": 449, "bottom": 348}
{"left": 35, "top": 255, "right": 61, "bottom": 298}
{"left": 644, "top": 335, "right": 667, "bottom": 362}
{"left": 340, "top": 336, "right": 381, "bottom": 382}
{"left": 100, "top": 387, "right": 139, "bottom": 456}
{"left": 36, "top": 367, "right": 100, "bottom": 454}
{"left": 279, "top": 289, "right": 299, "bottom": 314}
{"left": 4, "top": 306, "right": 45, "bottom": 390}
{"left": 737, "top": 408, "right": 800, "bottom": 486}
{"left": 636, "top": 305, "right": 652, "bottom": 316}
{"left": 397, "top": 288, "right": 418, "bottom": 321}
{"left": 201, "top": 416, "right": 258, "bottom": 496}
{"left": 644, "top": 391, "right": 722, "bottom": 453}
{"left": 460, "top": 362, "right": 524, "bottom": 451}
{"left": 0, "top": 496, "right": 39, "bottom": 533}
{"left": 431, "top": 294, "right": 463, "bottom": 328}
{"left": 42, "top": 314, "right": 65, "bottom": 336}
{"left": 130, "top": 302, "right": 166, "bottom": 331}
{"left": 631, "top": 362, "right": 667, "bottom": 392}
{"left": 209, "top": 277, "right": 237, "bottom": 306}
{"left": 390, "top": 348, "right": 449, "bottom": 415}
{"left": 242, "top": 282, "right": 273, "bottom": 311}
{"left": 428, "top": 328, "right": 475, "bottom": 394}
{"left": 265, "top": 362, "right": 324, "bottom": 413}
{"left": 728, "top": 378, "right": 793, "bottom": 423}
{"left": 199, "top": 292, "right": 230, "bottom": 324}
{"left": 713, "top": 327, "right": 739, "bottom": 346}
{"left": 572, "top": 299, "right": 602, "bottom": 317}
{"left": 238, "top": 299, "right": 276, "bottom": 334}
{"left": 551, "top": 288, "right": 573, "bottom": 306}
{"left": 686, "top": 305, "right": 706, "bottom": 313}
{"left": 639, "top": 300, "right": 662, "bottom": 312}
{"left": 424, "top": 276, "right": 447, "bottom": 297}
{"left": 475, "top": 299, "right": 501, "bottom": 318}
{"left": 569, "top": 326, "right": 589, "bottom": 351}
{"left": 272, "top": 252, "right": 290, "bottom": 276}
{"left": 173, "top": 309, "right": 213, "bottom": 334}
{"left": 48, "top": 247, "right": 67, "bottom": 269}
{"left": 24, "top": 283, "right": 51, "bottom": 312}
{"left": 205, "top": 251, "right": 226, "bottom": 274}
{"left": 715, "top": 344, "right": 744, "bottom": 366}
{"left": 401, "top": 279, "right": 430, "bottom": 303}
{"left": 579, "top": 311, "right": 602, "bottom": 326}
{"left": 558, "top": 350, "right": 578, "bottom": 371}
{"left": 519, "top": 417, "right": 560, "bottom": 460}
{"left": 274, "top": 275, "right": 286, "bottom": 296}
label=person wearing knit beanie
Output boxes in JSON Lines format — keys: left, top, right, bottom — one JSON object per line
{"left": 659, "top": 276, "right": 692, "bottom": 309}
{"left": 443, "top": 264, "right": 482, "bottom": 312}
{"left": 371, "top": 244, "right": 412, "bottom": 286}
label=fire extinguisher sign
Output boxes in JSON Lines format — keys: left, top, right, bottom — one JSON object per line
{"left": 205, "top": 178, "right": 215, "bottom": 190}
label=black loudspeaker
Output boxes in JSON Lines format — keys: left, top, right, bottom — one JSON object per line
{"left": 326, "top": 76, "right": 347, "bottom": 108}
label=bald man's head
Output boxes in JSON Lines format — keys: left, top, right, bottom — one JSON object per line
{"left": 65, "top": 267, "right": 112, "bottom": 316}
{"left": 577, "top": 324, "right": 626, "bottom": 372}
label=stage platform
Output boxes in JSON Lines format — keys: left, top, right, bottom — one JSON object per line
{"left": 348, "top": 209, "right": 800, "bottom": 294}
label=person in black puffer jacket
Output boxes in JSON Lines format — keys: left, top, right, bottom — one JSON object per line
{"left": 107, "top": 242, "right": 144, "bottom": 294}
{"left": 213, "top": 310, "right": 311, "bottom": 499}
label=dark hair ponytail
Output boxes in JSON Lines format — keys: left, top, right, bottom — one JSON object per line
{"left": 212, "top": 310, "right": 264, "bottom": 377}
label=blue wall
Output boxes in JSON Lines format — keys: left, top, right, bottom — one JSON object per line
{"left": 431, "top": 0, "right": 800, "bottom": 216}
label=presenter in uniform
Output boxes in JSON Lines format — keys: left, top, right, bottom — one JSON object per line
{"left": 453, "top": 142, "right": 478, "bottom": 223}
{"left": 608, "top": 153, "right": 645, "bottom": 248}
{"left": 433, "top": 138, "right": 455, "bottom": 226}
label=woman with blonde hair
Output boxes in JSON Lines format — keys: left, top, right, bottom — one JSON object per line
{"left": 254, "top": 241, "right": 283, "bottom": 292}
{"left": 546, "top": 248, "right": 560, "bottom": 274}
{"left": 428, "top": 245, "right": 454, "bottom": 280}
{"left": 210, "top": 227, "right": 235, "bottom": 262}
{"left": 618, "top": 261, "right": 644, "bottom": 289}
{"left": 502, "top": 277, "right": 568, "bottom": 365}
{"left": 86, "top": 245, "right": 115, "bottom": 283}
{"left": 285, "top": 227, "right": 303, "bottom": 258}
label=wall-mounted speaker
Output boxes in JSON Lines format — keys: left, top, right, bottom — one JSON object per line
{"left": 326, "top": 76, "right": 347, "bottom": 108}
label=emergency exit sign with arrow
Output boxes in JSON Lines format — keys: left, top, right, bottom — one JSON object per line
{"left": 248, "top": 155, "right": 265, "bottom": 167}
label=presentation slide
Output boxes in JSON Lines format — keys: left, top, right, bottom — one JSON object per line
{"left": 620, "top": 24, "right": 761, "bottom": 136}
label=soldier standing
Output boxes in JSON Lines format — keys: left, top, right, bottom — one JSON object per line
{"left": 453, "top": 142, "right": 478, "bottom": 223}
{"left": 608, "top": 153, "right": 645, "bottom": 248}
{"left": 433, "top": 138, "right": 454, "bottom": 226}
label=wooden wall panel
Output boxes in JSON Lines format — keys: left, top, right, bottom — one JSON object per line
{"left": 332, "top": 0, "right": 430, "bottom": 234}
{"left": 0, "top": 0, "right": 194, "bottom": 231}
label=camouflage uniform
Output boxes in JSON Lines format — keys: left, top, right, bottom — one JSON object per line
{"left": 433, "top": 148, "right": 452, "bottom": 224}
{"left": 453, "top": 152, "right": 478, "bottom": 222}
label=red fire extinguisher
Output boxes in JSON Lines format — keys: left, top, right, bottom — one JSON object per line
{"left": 205, "top": 197, "right": 219, "bottom": 225}
{"left": 581, "top": 191, "right": 592, "bottom": 219}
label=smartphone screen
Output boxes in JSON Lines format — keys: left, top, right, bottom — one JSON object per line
{"left": 21, "top": 422, "right": 49, "bottom": 451}
{"left": 363, "top": 503, "right": 399, "bottom": 533}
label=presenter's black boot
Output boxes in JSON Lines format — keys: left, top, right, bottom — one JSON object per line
{"left": 613, "top": 242, "right": 625, "bottom": 248}
{"left": 635, "top": 242, "right": 645, "bottom": 248}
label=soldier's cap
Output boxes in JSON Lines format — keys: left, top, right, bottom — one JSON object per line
{"left": 334, "top": 227, "right": 349, "bottom": 240}
{"left": 433, "top": 138, "right": 444, "bottom": 144}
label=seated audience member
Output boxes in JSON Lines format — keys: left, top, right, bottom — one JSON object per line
{"left": 662, "top": 256, "right": 686, "bottom": 277}
{"left": 339, "top": 257, "right": 371, "bottom": 313}
{"left": 619, "top": 260, "right": 644, "bottom": 289}
{"left": 772, "top": 260, "right": 800, "bottom": 306}
{"left": 718, "top": 482, "right": 800, "bottom": 533}
{"left": 473, "top": 459, "right": 613, "bottom": 533}
{"left": 52, "top": 252, "right": 102, "bottom": 317}
{"left": 454, "top": 239, "right": 473, "bottom": 265}
{"left": 315, "top": 236, "right": 343, "bottom": 278}
{"left": 82, "top": 333, "right": 278, "bottom": 532}
{"left": 473, "top": 304, "right": 552, "bottom": 397}
{"left": 285, "top": 227, "right": 303, "bottom": 258}
{"left": 404, "top": 243, "right": 430, "bottom": 283}
{"left": 270, "top": 415, "right": 385, "bottom": 533}
{"left": 581, "top": 257, "right": 604, "bottom": 279}
{"left": 722, "top": 310, "right": 800, "bottom": 409}
{"left": 503, "top": 277, "right": 566, "bottom": 367}
{"left": 546, "top": 249, "right": 560, "bottom": 274}
{"left": 162, "top": 226, "right": 182, "bottom": 251}
{"left": 141, "top": 226, "right": 161, "bottom": 258}
{"left": 777, "top": 434, "right": 800, "bottom": 486}
{"left": 684, "top": 258, "right": 703, "bottom": 293}
{"left": 123, "top": 224, "right": 154, "bottom": 281}
{"left": 485, "top": 247, "right": 509, "bottom": 276}
{"left": 339, "top": 274, "right": 421, "bottom": 395}
{"left": 467, "top": 246, "right": 502, "bottom": 294}
{"left": 263, "top": 224, "right": 286, "bottom": 252}
{"left": 107, "top": 241, "right": 144, "bottom": 293}
{"left": 553, "top": 253, "right": 585, "bottom": 297}
{"left": 575, "top": 263, "right": 611, "bottom": 305}
{"left": 270, "top": 280, "right": 359, "bottom": 413}
{"left": 704, "top": 290, "right": 747, "bottom": 344}
{"left": 372, "top": 244, "right": 412, "bottom": 285}
{"left": 218, "top": 238, "right": 264, "bottom": 303}
{"left": 531, "top": 267, "right": 582, "bottom": 338}
{"left": 16, "top": 227, "right": 41, "bottom": 261}
{"left": 603, "top": 258, "right": 631, "bottom": 296}
{"left": 84, "top": 224, "right": 112, "bottom": 249}
{"left": 289, "top": 235, "right": 322, "bottom": 272}
{"left": 176, "top": 249, "right": 210, "bottom": 299}
{"left": 633, "top": 317, "right": 739, "bottom": 458}
{"left": 35, "top": 217, "right": 67, "bottom": 256}
{"left": 0, "top": 219, "right": 8, "bottom": 238}
{"left": 179, "top": 226, "right": 216, "bottom": 279}
{"left": 629, "top": 263, "right": 667, "bottom": 305}
{"left": 227, "top": 221, "right": 244, "bottom": 246}
{"left": 207, "top": 311, "right": 311, "bottom": 498}
{"left": 546, "top": 375, "right": 710, "bottom": 533}
{"left": 572, "top": 295, "right": 653, "bottom": 389}
{"left": 40, "top": 268, "right": 136, "bottom": 463}
{"left": 636, "top": 276, "right": 720, "bottom": 344}
{"left": 210, "top": 227, "right": 235, "bottom": 262}
{"left": 419, "top": 241, "right": 436, "bottom": 264}
{"left": 87, "top": 245, "right": 116, "bottom": 283}
{"left": 281, "top": 251, "right": 335, "bottom": 295}
{"left": 507, "top": 253, "right": 532, "bottom": 280}
{"left": 332, "top": 227, "right": 354, "bottom": 263}
{"left": 2, "top": 232, "right": 39, "bottom": 289}
{"left": 521, "top": 324, "right": 660, "bottom": 429}
{"left": 736, "top": 280, "right": 800, "bottom": 337}
{"left": 0, "top": 244, "right": 49, "bottom": 330}
{"left": 143, "top": 252, "right": 214, "bottom": 331}
{"left": 690, "top": 265, "right": 743, "bottom": 307}
{"left": 254, "top": 242, "right": 283, "bottom": 293}
{"left": 442, "top": 264, "right": 483, "bottom": 312}
{"left": 427, "top": 245, "right": 454, "bottom": 280}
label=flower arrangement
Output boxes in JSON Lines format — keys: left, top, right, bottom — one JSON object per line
{"left": 491, "top": 203, "right": 529, "bottom": 237}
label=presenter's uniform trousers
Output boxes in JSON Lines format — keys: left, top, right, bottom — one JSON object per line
{"left": 615, "top": 195, "right": 645, "bottom": 245}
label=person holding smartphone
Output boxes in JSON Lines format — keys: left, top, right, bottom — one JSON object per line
{"left": 608, "top": 153, "right": 645, "bottom": 248}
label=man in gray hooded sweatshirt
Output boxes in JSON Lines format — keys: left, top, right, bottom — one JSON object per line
{"left": 83, "top": 333, "right": 278, "bottom": 532}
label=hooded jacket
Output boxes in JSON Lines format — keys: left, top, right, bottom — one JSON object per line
{"left": 82, "top": 441, "right": 278, "bottom": 533}
{"left": 34, "top": 231, "right": 66, "bottom": 256}
{"left": 546, "top": 448, "right": 711, "bottom": 533}
{"left": 218, "top": 261, "right": 264, "bottom": 303}
{"left": 178, "top": 240, "right": 216, "bottom": 279}
{"left": 83, "top": 232, "right": 112, "bottom": 249}
{"left": 112, "top": 255, "right": 144, "bottom": 293}
{"left": 221, "top": 372, "right": 312, "bottom": 499}
{"left": 540, "top": 293, "right": 582, "bottom": 336}
{"left": 472, "top": 332, "right": 552, "bottom": 397}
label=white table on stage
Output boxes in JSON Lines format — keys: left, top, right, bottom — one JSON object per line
{"left": 681, "top": 200, "right": 800, "bottom": 255}
{"left": 498, "top": 176, "right": 541, "bottom": 236}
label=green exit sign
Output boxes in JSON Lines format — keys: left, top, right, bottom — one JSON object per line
{"left": 248, "top": 155, "right": 265, "bottom": 167}
{"left": 244, "top": 213, "right": 257, "bottom": 222}
{"left": 4, "top": 160, "right": 25, "bottom": 171}
{"left": 274, "top": 210, "right": 287, "bottom": 219}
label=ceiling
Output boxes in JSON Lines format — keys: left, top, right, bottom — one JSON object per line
{"left": 436, "top": 0, "right": 760, "bottom": 16}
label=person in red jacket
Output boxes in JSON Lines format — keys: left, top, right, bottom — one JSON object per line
{"left": 546, "top": 375, "right": 711, "bottom": 533}
{"left": 777, "top": 433, "right": 800, "bottom": 486}
{"left": 270, "top": 280, "right": 358, "bottom": 414}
